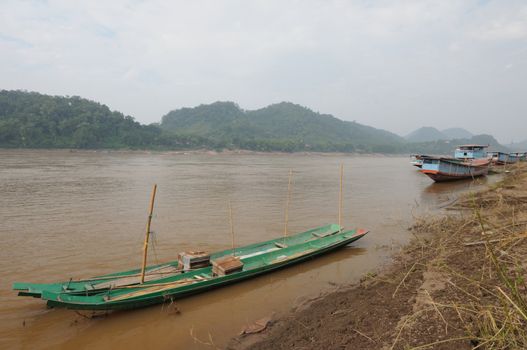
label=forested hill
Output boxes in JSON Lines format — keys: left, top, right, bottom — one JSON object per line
{"left": 0, "top": 90, "right": 150, "bottom": 148}
{"left": 0, "top": 90, "right": 205, "bottom": 149}
{"left": 0, "top": 90, "right": 511, "bottom": 154}
{"left": 161, "top": 101, "right": 406, "bottom": 152}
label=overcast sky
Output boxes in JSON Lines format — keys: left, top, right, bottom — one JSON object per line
{"left": 1, "top": 0, "right": 526, "bottom": 143}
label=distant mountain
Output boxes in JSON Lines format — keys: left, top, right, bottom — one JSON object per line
{"left": 405, "top": 127, "right": 445, "bottom": 142}
{"left": 441, "top": 128, "right": 473, "bottom": 140}
{"left": 506, "top": 140, "right": 527, "bottom": 151}
{"left": 406, "top": 134, "right": 509, "bottom": 155}
{"left": 406, "top": 127, "right": 474, "bottom": 143}
{"left": 161, "top": 101, "right": 406, "bottom": 152}
{"left": 470, "top": 134, "right": 508, "bottom": 150}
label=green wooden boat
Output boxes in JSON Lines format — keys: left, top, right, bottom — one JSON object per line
{"left": 38, "top": 228, "right": 367, "bottom": 310}
{"left": 13, "top": 224, "right": 347, "bottom": 299}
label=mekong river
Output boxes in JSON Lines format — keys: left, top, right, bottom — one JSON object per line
{"left": 0, "top": 150, "right": 494, "bottom": 349}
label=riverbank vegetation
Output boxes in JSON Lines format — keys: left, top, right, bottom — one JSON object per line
{"left": 0, "top": 90, "right": 508, "bottom": 154}
{"left": 231, "top": 164, "right": 527, "bottom": 349}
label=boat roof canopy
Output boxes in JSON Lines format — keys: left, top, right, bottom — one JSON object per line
{"left": 457, "top": 144, "right": 489, "bottom": 150}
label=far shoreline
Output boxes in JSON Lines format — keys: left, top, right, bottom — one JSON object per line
{"left": 0, "top": 147, "right": 417, "bottom": 158}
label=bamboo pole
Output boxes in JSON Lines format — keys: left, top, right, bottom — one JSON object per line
{"left": 339, "top": 164, "right": 343, "bottom": 232}
{"left": 140, "top": 184, "right": 157, "bottom": 284}
{"left": 229, "top": 200, "right": 235, "bottom": 257}
{"left": 283, "top": 169, "right": 293, "bottom": 238}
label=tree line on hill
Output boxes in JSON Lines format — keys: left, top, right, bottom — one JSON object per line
{"left": 0, "top": 90, "right": 510, "bottom": 154}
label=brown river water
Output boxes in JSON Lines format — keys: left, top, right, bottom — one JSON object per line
{"left": 0, "top": 150, "right": 496, "bottom": 349}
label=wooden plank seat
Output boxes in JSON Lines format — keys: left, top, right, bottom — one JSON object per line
{"left": 86, "top": 264, "right": 181, "bottom": 290}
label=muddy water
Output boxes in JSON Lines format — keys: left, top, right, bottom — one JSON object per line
{"left": 0, "top": 150, "right": 495, "bottom": 349}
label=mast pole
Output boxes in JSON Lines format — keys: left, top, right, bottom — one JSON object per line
{"left": 140, "top": 184, "right": 157, "bottom": 284}
{"left": 229, "top": 200, "right": 235, "bottom": 257}
{"left": 283, "top": 169, "right": 293, "bottom": 238}
{"left": 339, "top": 164, "right": 343, "bottom": 232}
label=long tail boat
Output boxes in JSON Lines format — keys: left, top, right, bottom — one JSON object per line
{"left": 13, "top": 224, "right": 345, "bottom": 299}
{"left": 419, "top": 156, "right": 490, "bottom": 182}
{"left": 14, "top": 167, "right": 367, "bottom": 311}
{"left": 15, "top": 227, "right": 367, "bottom": 310}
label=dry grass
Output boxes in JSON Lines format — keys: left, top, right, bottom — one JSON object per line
{"left": 399, "top": 164, "right": 527, "bottom": 349}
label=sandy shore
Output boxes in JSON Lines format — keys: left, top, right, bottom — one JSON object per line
{"left": 229, "top": 164, "right": 527, "bottom": 349}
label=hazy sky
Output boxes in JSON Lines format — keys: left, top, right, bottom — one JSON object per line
{"left": 1, "top": 0, "right": 526, "bottom": 143}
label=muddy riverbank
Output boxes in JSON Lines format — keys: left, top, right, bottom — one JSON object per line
{"left": 231, "top": 164, "right": 527, "bottom": 350}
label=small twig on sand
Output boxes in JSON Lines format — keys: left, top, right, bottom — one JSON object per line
{"left": 392, "top": 262, "right": 417, "bottom": 298}
{"left": 390, "top": 312, "right": 416, "bottom": 350}
{"left": 463, "top": 232, "right": 527, "bottom": 247}
{"left": 424, "top": 289, "right": 448, "bottom": 334}
{"left": 496, "top": 286, "right": 527, "bottom": 321}
{"left": 352, "top": 328, "right": 376, "bottom": 343}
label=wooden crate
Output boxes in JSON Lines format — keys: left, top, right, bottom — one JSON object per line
{"left": 211, "top": 256, "right": 244, "bottom": 276}
{"left": 178, "top": 251, "right": 211, "bottom": 270}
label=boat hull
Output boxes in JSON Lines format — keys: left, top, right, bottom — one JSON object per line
{"left": 43, "top": 230, "right": 368, "bottom": 310}
{"left": 420, "top": 171, "right": 487, "bottom": 182}
{"left": 420, "top": 157, "right": 489, "bottom": 182}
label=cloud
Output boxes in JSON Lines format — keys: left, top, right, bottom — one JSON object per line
{"left": 464, "top": 1, "right": 527, "bottom": 41}
{"left": 0, "top": 0, "right": 526, "bottom": 142}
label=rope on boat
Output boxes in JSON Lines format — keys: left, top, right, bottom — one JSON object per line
{"left": 150, "top": 230, "right": 161, "bottom": 267}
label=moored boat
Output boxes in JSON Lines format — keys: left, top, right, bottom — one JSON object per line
{"left": 26, "top": 228, "right": 368, "bottom": 310}
{"left": 509, "top": 152, "right": 526, "bottom": 163}
{"left": 492, "top": 152, "right": 524, "bottom": 165}
{"left": 487, "top": 151, "right": 499, "bottom": 164}
{"left": 410, "top": 154, "right": 425, "bottom": 168}
{"left": 13, "top": 224, "right": 344, "bottom": 299}
{"left": 419, "top": 156, "right": 490, "bottom": 182}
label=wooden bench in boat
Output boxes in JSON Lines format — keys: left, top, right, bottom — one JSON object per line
{"left": 86, "top": 264, "right": 181, "bottom": 290}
